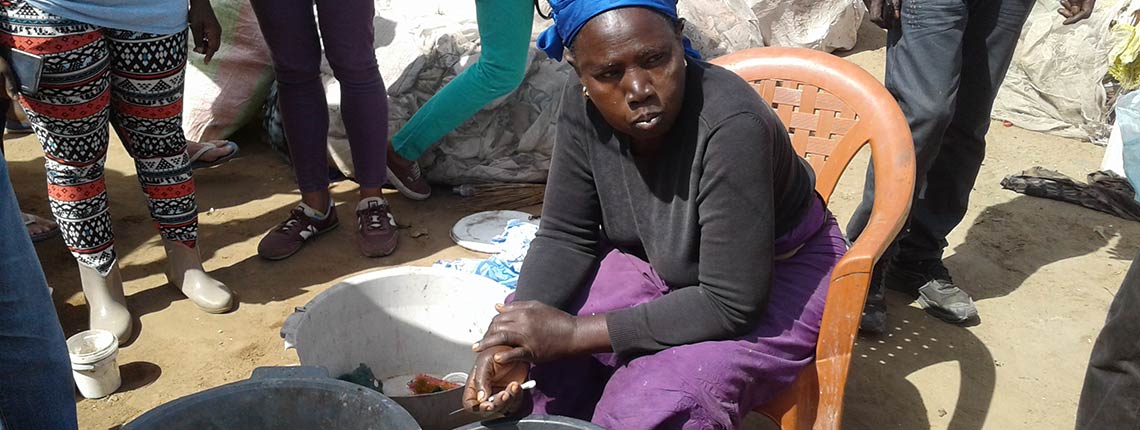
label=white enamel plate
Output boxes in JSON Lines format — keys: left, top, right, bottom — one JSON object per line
{"left": 450, "top": 210, "right": 538, "bottom": 254}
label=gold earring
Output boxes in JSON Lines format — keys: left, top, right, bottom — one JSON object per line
{"left": 582, "top": 87, "right": 590, "bottom": 98}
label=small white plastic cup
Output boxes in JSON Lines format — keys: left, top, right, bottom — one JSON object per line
{"left": 443, "top": 372, "right": 469, "bottom": 386}
{"left": 66, "top": 329, "right": 121, "bottom": 399}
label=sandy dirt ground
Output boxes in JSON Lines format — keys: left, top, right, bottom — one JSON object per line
{"left": 6, "top": 21, "right": 1138, "bottom": 430}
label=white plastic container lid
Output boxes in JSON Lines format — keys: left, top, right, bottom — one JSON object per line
{"left": 66, "top": 329, "right": 118, "bottom": 367}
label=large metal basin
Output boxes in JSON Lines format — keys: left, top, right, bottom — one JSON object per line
{"left": 281, "top": 267, "right": 511, "bottom": 430}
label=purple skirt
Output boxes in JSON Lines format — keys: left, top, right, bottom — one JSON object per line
{"left": 522, "top": 196, "right": 846, "bottom": 429}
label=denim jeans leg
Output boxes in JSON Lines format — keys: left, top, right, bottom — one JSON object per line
{"left": 847, "top": 0, "right": 969, "bottom": 250}
{"left": 897, "top": 0, "right": 1032, "bottom": 261}
{"left": 0, "top": 124, "right": 78, "bottom": 430}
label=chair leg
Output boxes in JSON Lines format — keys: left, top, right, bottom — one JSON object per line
{"left": 757, "top": 364, "right": 820, "bottom": 430}
{"left": 780, "top": 403, "right": 804, "bottom": 430}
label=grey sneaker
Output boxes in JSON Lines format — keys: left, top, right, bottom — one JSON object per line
{"left": 886, "top": 259, "right": 978, "bottom": 324}
{"left": 916, "top": 279, "right": 978, "bottom": 323}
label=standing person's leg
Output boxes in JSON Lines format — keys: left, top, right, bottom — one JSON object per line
{"left": 884, "top": 0, "right": 1032, "bottom": 324}
{"left": 385, "top": 0, "right": 533, "bottom": 201}
{"left": 390, "top": 0, "right": 533, "bottom": 160}
{"left": 315, "top": 0, "right": 399, "bottom": 258}
{"left": 898, "top": 0, "right": 1031, "bottom": 260}
{"left": 1075, "top": 253, "right": 1140, "bottom": 429}
{"left": 104, "top": 28, "right": 233, "bottom": 313}
{"left": 847, "top": 0, "right": 969, "bottom": 332}
{"left": 846, "top": 0, "right": 970, "bottom": 241}
{"left": 0, "top": 2, "right": 133, "bottom": 342}
{"left": 0, "top": 100, "right": 78, "bottom": 430}
{"left": 250, "top": 0, "right": 341, "bottom": 260}
{"left": 314, "top": 0, "right": 388, "bottom": 193}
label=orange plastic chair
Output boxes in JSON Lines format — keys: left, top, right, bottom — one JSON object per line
{"left": 710, "top": 47, "right": 916, "bottom": 430}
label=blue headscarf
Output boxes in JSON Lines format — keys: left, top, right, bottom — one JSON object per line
{"left": 536, "top": 0, "right": 701, "bottom": 62}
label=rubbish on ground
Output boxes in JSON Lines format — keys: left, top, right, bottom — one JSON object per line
{"left": 1000, "top": 167, "right": 1140, "bottom": 221}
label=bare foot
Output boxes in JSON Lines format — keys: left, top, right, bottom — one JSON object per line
{"left": 187, "top": 140, "right": 235, "bottom": 163}
{"left": 23, "top": 212, "right": 59, "bottom": 239}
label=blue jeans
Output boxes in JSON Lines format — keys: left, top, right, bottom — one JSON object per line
{"left": 0, "top": 112, "right": 78, "bottom": 430}
{"left": 847, "top": 0, "right": 1034, "bottom": 261}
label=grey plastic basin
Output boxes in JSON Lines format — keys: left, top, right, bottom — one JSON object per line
{"left": 455, "top": 415, "right": 604, "bottom": 430}
{"left": 123, "top": 366, "right": 421, "bottom": 430}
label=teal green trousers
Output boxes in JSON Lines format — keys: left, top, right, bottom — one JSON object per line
{"left": 392, "top": 0, "right": 533, "bottom": 160}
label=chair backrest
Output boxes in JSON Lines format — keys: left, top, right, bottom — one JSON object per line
{"left": 711, "top": 47, "right": 916, "bottom": 429}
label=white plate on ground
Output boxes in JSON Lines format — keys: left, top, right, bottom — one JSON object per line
{"left": 451, "top": 210, "right": 538, "bottom": 254}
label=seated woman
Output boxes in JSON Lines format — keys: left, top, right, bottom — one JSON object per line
{"left": 461, "top": 1, "right": 847, "bottom": 429}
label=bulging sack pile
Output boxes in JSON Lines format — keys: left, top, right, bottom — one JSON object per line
{"left": 184, "top": 0, "right": 864, "bottom": 184}
{"left": 181, "top": 0, "right": 274, "bottom": 143}
{"left": 320, "top": 0, "right": 863, "bottom": 184}
{"left": 993, "top": 0, "right": 1140, "bottom": 142}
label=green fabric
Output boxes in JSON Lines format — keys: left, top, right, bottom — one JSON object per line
{"left": 391, "top": 0, "right": 534, "bottom": 160}
{"left": 337, "top": 363, "right": 383, "bottom": 393}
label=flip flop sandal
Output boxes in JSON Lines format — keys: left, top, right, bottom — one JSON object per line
{"left": 23, "top": 212, "right": 60, "bottom": 243}
{"left": 189, "top": 140, "right": 240, "bottom": 169}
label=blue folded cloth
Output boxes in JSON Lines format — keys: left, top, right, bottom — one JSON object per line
{"left": 435, "top": 219, "right": 540, "bottom": 289}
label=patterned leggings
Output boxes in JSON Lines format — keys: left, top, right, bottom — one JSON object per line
{"left": 1, "top": 2, "right": 197, "bottom": 276}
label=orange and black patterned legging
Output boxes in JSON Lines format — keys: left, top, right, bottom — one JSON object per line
{"left": 1, "top": 2, "right": 198, "bottom": 276}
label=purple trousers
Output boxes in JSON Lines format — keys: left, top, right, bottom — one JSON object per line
{"left": 250, "top": 0, "right": 388, "bottom": 193}
{"left": 526, "top": 197, "right": 845, "bottom": 429}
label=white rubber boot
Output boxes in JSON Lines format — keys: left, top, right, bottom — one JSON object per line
{"left": 77, "top": 262, "right": 132, "bottom": 345}
{"left": 163, "top": 240, "right": 234, "bottom": 314}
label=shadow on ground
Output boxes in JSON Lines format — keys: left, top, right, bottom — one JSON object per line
{"left": 947, "top": 195, "right": 1140, "bottom": 303}
{"left": 845, "top": 299, "right": 994, "bottom": 430}
{"left": 10, "top": 132, "right": 486, "bottom": 339}
{"left": 841, "top": 194, "right": 1140, "bottom": 429}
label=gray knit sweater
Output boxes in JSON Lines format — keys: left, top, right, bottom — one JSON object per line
{"left": 514, "top": 60, "right": 814, "bottom": 358}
